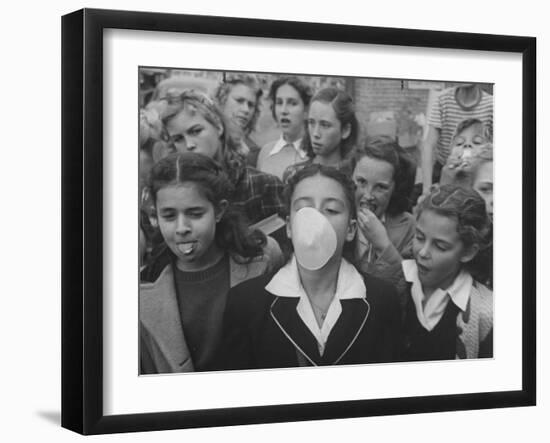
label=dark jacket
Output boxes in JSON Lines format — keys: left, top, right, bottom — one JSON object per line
{"left": 215, "top": 272, "right": 402, "bottom": 371}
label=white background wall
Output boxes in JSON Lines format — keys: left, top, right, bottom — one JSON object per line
{"left": 0, "top": 1, "right": 546, "bottom": 441}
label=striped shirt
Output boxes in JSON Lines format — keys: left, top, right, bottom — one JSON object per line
{"left": 427, "top": 87, "right": 493, "bottom": 165}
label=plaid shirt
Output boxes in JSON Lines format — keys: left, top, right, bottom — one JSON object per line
{"left": 232, "top": 166, "right": 285, "bottom": 224}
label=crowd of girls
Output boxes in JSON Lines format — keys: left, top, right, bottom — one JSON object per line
{"left": 138, "top": 74, "right": 494, "bottom": 374}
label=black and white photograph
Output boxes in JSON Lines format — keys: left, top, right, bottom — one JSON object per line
{"left": 57, "top": 6, "right": 537, "bottom": 436}
{"left": 138, "top": 68, "right": 494, "bottom": 374}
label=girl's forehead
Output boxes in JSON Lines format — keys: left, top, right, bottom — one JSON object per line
{"left": 230, "top": 83, "right": 255, "bottom": 96}
{"left": 156, "top": 182, "right": 211, "bottom": 204}
{"left": 276, "top": 83, "right": 300, "bottom": 97}
{"left": 417, "top": 209, "right": 460, "bottom": 239}
{"left": 292, "top": 174, "right": 347, "bottom": 202}
{"left": 354, "top": 155, "right": 395, "bottom": 178}
{"left": 168, "top": 105, "right": 199, "bottom": 124}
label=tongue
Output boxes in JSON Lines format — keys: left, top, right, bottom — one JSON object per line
{"left": 178, "top": 243, "right": 194, "bottom": 255}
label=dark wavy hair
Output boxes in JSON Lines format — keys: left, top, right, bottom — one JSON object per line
{"left": 416, "top": 184, "right": 492, "bottom": 277}
{"left": 159, "top": 90, "right": 246, "bottom": 183}
{"left": 214, "top": 73, "right": 263, "bottom": 135}
{"left": 281, "top": 163, "right": 357, "bottom": 264}
{"left": 303, "top": 87, "right": 359, "bottom": 160}
{"left": 268, "top": 76, "right": 313, "bottom": 120}
{"left": 352, "top": 135, "right": 416, "bottom": 215}
{"left": 147, "top": 152, "right": 266, "bottom": 262}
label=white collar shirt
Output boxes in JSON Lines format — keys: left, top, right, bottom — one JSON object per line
{"left": 402, "top": 260, "right": 472, "bottom": 331}
{"left": 268, "top": 136, "right": 307, "bottom": 159}
{"left": 266, "top": 256, "right": 366, "bottom": 355}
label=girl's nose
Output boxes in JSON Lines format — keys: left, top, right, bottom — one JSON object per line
{"left": 311, "top": 125, "right": 320, "bottom": 138}
{"left": 184, "top": 138, "right": 196, "bottom": 151}
{"left": 175, "top": 215, "right": 191, "bottom": 235}
{"left": 418, "top": 244, "right": 430, "bottom": 259}
{"left": 362, "top": 186, "right": 374, "bottom": 201}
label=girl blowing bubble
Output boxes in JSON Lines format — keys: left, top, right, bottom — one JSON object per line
{"left": 401, "top": 184, "right": 493, "bottom": 361}
{"left": 140, "top": 153, "right": 282, "bottom": 374}
{"left": 215, "top": 164, "right": 401, "bottom": 370}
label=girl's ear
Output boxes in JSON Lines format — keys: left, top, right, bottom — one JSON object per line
{"left": 215, "top": 200, "right": 229, "bottom": 222}
{"left": 459, "top": 243, "right": 480, "bottom": 264}
{"left": 341, "top": 123, "right": 351, "bottom": 141}
{"left": 345, "top": 218, "right": 357, "bottom": 242}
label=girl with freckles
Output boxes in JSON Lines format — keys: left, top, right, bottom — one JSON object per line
{"left": 351, "top": 136, "right": 417, "bottom": 304}
{"left": 401, "top": 184, "right": 493, "bottom": 361}
{"left": 139, "top": 153, "right": 282, "bottom": 374}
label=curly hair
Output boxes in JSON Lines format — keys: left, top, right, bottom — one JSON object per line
{"left": 214, "top": 73, "right": 263, "bottom": 135}
{"left": 159, "top": 90, "right": 246, "bottom": 183}
{"left": 147, "top": 152, "right": 266, "bottom": 262}
{"left": 352, "top": 135, "right": 416, "bottom": 215}
{"left": 303, "top": 87, "right": 359, "bottom": 161}
{"left": 416, "top": 184, "right": 492, "bottom": 275}
{"left": 268, "top": 75, "right": 313, "bottom": 120}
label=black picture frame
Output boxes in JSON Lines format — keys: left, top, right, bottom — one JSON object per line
{"left": 61, "top": 8, "right": 536, "bottom": 435}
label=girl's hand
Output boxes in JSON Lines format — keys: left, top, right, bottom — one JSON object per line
{"left": 440, "top": 158, "right": 474, "bottom": 187}
{"left": 357, "top": 207, "right": 391, "bottom": 253}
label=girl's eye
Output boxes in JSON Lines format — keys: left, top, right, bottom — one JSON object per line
{"left": 354, "top": 177, "right": 366, "bottom": 186}
{"left": 375, "top": 184, "right": 390, "bottom": 192}
{"left": 477, "top": 186, "right": 493, "bottom": 194}
{"left": 159, "top": 211, "right": 176, "bottom": 221}
{"left": 188, "top": 211, "right": 204, "bottom": 218}
{"left": 473, "top": 135, "right": 485, "bottom": 145}
{"left": 414, "top": 232, "right": 425, "bottom": 241}
{"left": 188, "top": 127, "right": 202, "bottom": 136}
{"left": 275, "top": 99, "right": 283, "bottom": 106}
{"left": 325, "top": 208, "right": 340, "bottom": 215}
{"left": 434, "top": 241, "right": 449, "bottom": 251}
{"left": 288, "top": 99, "right": 298, "bottom": 106}
{"left": 454, "top": 137, "right": 465, "bottom": 146}
{"left": 172, "top": 134, "right": 185, "bottom": 144}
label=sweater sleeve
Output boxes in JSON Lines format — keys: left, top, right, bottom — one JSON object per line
{"left": 368, "top": 214, "right": 415, "bottom": 306}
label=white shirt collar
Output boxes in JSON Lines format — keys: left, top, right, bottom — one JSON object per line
{"left": 268, "top": 135, "right": 307, "bottom": 159}
{"left": 402, "top": 260, "right": 473, "bottom": 331}
{"left": 266, "top": 256, "right": 366, "bottom": 355}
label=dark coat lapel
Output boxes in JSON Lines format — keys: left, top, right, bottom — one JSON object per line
{"left": 321, "top": 298, "right": 370, "bottom": 365}
{"left": 270, "top": 297, "right": 322, "bottom": 365}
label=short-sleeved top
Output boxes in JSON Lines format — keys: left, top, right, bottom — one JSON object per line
{"left": 428, "top": 87, "right": 493, "bottom": 165}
